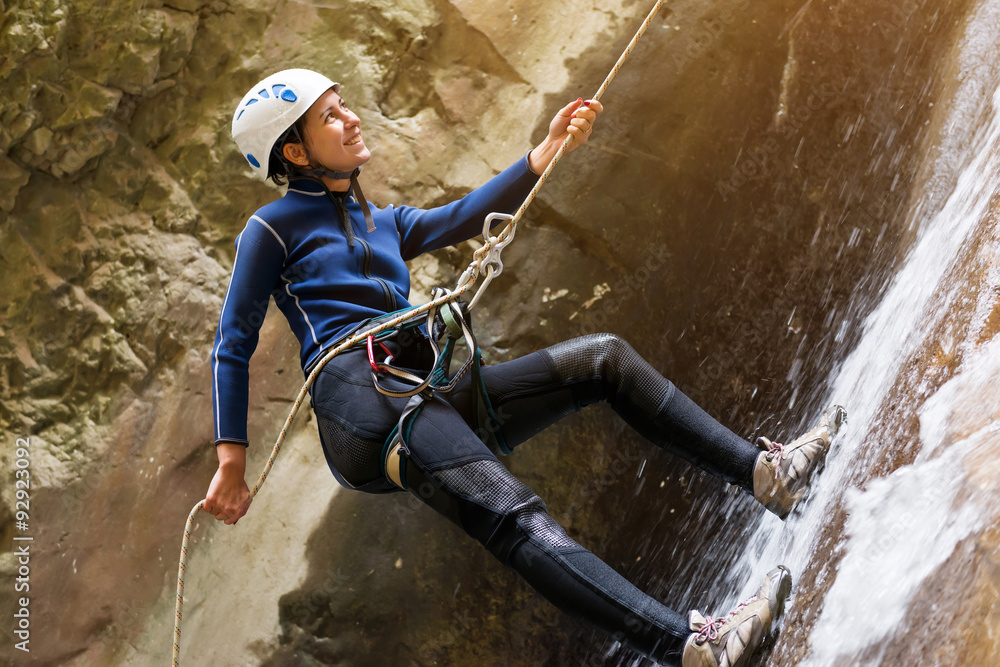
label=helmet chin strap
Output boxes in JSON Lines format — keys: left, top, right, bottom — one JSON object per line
{"left": 289, "top": 125, "right": 376, "bottom": 237}
{"left": 305, "top": 165, "right": 358, "bottom": 180}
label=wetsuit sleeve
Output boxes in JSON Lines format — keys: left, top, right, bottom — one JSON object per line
{"left": 394, "top": 154, "right": 540, "bottom": 261}
{"left": 211, "top": 217, "right": 286, "bottom": 446}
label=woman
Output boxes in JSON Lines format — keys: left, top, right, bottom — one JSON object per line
{"left": 206, "top": 69, "right": 845, "bottom": 665}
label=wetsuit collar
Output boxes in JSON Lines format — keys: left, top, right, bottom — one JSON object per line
{"left": 287, "top": 178, "right": 334, "bottom": 194}
{"left": 287, "top": 173, "right": 376, "bottom": 242}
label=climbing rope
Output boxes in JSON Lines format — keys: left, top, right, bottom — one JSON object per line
{"left": 458, "top": 0, "right": 664, "bottom": 308}
{"left": 172, "top": 2, "right": 663, "bottom": 663}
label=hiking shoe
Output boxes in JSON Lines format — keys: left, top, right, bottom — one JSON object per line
{"left": 753, "top": 405, "right": 847, "bottom": 518}
{"left": 681, "top": 565, "right": 793, "bottom": 667}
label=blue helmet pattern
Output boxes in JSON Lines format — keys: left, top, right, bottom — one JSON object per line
{"left": 236, "top": 84, "right": 300, "bottom": 122}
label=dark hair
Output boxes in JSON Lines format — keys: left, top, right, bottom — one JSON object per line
{"left": 267, "top": 118, "right": 307, "bottom": 185}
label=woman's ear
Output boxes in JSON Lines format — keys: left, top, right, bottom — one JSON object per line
{"left": 282, "top": 141, "right": 310, "bottom": 166}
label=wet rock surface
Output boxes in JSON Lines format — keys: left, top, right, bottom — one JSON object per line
{"left": 1, "top": 0, "right": 998, "bottom": 665}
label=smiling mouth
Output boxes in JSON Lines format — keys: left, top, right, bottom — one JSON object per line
{"left": 345, "top": 133, "right": 363, "bottom": 146}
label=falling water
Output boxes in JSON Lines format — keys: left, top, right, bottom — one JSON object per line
{"left": 727, "top": 0, "right": 1000, "bottom": 664}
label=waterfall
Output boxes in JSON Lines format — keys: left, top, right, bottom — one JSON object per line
{"left": 728, "top": 0, "right": 1000, "bottom": 663}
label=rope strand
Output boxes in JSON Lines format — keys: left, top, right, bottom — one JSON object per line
{"left": 463, "top": 0, "right": 663, "bottom": 306}
{"left": 507, "top": 0, "right": 663, "bottom": 225}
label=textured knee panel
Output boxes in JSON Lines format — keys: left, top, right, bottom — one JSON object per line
{"left": 544, "top": 334, "right": 757, "bottom": 487}
{"left": 515, "top": 508, "right": 579, "bottom": 551}
{"left": 435, "top": 459, "right": 539, "bottom": 514}
{"left": 432, "top": 460, "right": 688, "bottom": 662}
{"left": 544, "top": 333, "right": 673, "bottom": 418}
{"left": 434, "top": 459, "right": 579, "bottom": 554}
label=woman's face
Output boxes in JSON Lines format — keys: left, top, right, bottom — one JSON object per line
{"left": 300, "top": 88, "right": 371, "bottom": 173}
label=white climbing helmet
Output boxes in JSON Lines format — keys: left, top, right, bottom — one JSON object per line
{"left": 232, "top": 68, "right": 339, "bottom": 180}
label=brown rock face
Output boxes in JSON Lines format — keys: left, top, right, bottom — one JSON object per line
{"left": 2, "top": 0, "right": 999, "bottom": 666}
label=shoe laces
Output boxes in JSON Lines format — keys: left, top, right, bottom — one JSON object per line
{"left": 760, "top": 438, "right": 785, "bottom": 479}
{"left": 695, "top": 594, "right": 760, "bottom": 644}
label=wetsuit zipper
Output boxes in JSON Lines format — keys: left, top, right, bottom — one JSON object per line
{"left": 356, "top": 234, "right": 398, "bottom": 312}
{"left": 336, "top": 194, "right": 397, "bottom": 313}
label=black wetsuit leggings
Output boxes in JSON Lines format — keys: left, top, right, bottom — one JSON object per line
{"left": 310, "top": 333, "right": 760, "bottom": 664}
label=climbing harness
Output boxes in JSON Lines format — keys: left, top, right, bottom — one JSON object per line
{"left": 172, "top": 2, "right": 664, "bottom": 664}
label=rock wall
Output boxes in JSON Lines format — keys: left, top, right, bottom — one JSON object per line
{"left": 0, "top": 0, "right": 649, "bottom": 664}
{"left": 1, "top": 0, "right": 997, "bottom": 665}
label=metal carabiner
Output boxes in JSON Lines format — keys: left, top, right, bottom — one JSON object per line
{"left": 479, "top": 212, "right": 515, "bottom": 277}
{"left": 481, "top": 211, "right": 515, "bottom": 242}
{"left": 366, "top": 334, "right": 393, "bottom": 372}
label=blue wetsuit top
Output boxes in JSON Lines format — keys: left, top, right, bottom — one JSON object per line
{"left": 212, "top": 155, "right": 540, "bottom": 445}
